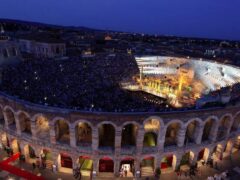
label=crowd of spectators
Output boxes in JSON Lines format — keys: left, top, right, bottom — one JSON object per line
{"left": 0, "top": 53, "right": 170, "bottom": 112}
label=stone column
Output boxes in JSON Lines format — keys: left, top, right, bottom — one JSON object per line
{"left": 155, "top": 155, "right": 162, "bottom": 171}
{"left": 136, "top": 126, "right": 144, "bottom": 154}
{"left": 177, "top": 127, "right": 186, "bottom": 147}
{"left": 226, "top": 124, "right": 232, "bottom": 139}
{"left": 3, "top": 111, "right": 8, "bottom": 129}
{"left": 51, "top": 151, "right": 59, "bottom": 171}
{"left": 209, "top": 124, "right": 218, "bottom": 143}
{"left": 70, "top": 126, "right": 76, "bottom": 148}
{"left": 30, "top": 121, "right": 37, "bottom": 141}
{"left": 134, "top": 158, "right": 141, "bottom": 178}
{"left": 158, "top": 128, "right": 166, "bottom": 151}
{"left": 195, "top": 125, "right": 204, "bottom": 145}
{"left": 225, "top": 141, "right": 234, "bottom": 156}
{"left": 114, "top": 158, "right": 120, "bottom": 176}
{"left": 92, "top": 126, "right": 98, "bottom": 151}
{"left": 92, "top": 157, "right": 98, "bottom": 179}
{"left": 175, "top": 154, "right": 182, "bottom": 171}
{"left": 15, "top": 116, "right": 22, "bottom": 136}
{"left": 50, "top": 126, "right": 56, "bottom": 145}
{"left": 115, "top": 127, "right": 122, "bottom": 155}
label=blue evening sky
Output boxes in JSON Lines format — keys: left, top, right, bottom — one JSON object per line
{"left": 0, "top": 0, "right": 240, "bottom": 40}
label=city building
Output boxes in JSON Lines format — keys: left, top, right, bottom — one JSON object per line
{"left": 0, "top": 25, "right": 21, "bottom": 66}
{"left": 18, "top": 33, "right": 66, "bottom": 58}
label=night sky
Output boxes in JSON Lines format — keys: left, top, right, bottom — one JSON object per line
{"left": 1, "top": 0, "right": 240, "bottom": 40}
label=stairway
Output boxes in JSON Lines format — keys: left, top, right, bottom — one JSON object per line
{"left": 81, "top": 170, "right": 91, "bottom": 177}
{"left": 98, "top": 172, "right": 114, "bottom": 178}
{"left": 141, "top": 166, "right": 154, "bottom": 177}
{"left": 45, "top": 160, "right": 53, "bottom": 170}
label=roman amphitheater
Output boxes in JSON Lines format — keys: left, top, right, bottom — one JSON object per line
{"left": 0, "top": 56, "right": 240, "bottom": 178}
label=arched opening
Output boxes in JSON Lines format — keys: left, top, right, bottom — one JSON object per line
{"left": 98, "top": 124, "right": 115, "bottom": 149}
{"left": 76, "top": 122, "right": 92, "bottom": 147}
{"left": 24, "top": 144, "right": 36, "bottom": 163}
{"left": 164, "top": 122, "right": 180, "bottom": 147}
{"left": 144, "top": 119, "right": 160, "bottom": 132}
{"left": 120, "top": 157, "right": 134, "bottom": 177}
{"left": 160, "top": 155, "right": 177, "bottom": 172}
{"left": 212, "top": 144, "right": 223, "bottom": 161}
{"left": 184, "top": 120, "right": 200, "bottom": 144}
{"left": 0, "top": 107, "right": 4, "bottom": 125}
{"left": 18, "top": 112, "right": 32, "bottom": 135}
{"left": 5, "top": 108, "right": 16, "bottom": 130}
{"left": 56, "top": 47, "right": 60, "bottom": 54}
{"left": 99, "top": 157, "right": 114, "bottom": 173}
{"left": 197, "top": 148, "right": 209, "bottom": 166}
{"left": 179, "top": 151, "right": 194, "bottom": 171}
{"left": 40, "top": 149, "right": 53, "bottom": 169}
{"left": 1, "top": 133, "right": 10, "bottom": 147}
{"left": 77, "top": 156, "right": 93, "bottom": 177}
{"left": 231, "top": 114, "right": 240, "bottom": 132}
{"left": 11, "top": 139, "right": 20, "bottom": 154}
{"left": 121, "top": 124, "right": 137, "bottom": 148}
{"left": 3, "top": 49, "right": 8, "bottom": 58}
{"left": 202, "top": 119, "right": 215, "bottom": 142}
{"left": 224, "top": 141, "right": 233, "bottom": 156}
{"left": 11, "top": 47, "right": 17, "bottom": 56}
{"left": 233, "top": 136, "right": 240, "bottom": 152}
{"left": 58, "top": 153, "right": 73, "bottom": 173}
{"left": 141, "top": 156, "right": 155, "bottom": 177}
{"left": 36, "top": 116, "right": 50, "bottom": 140}
{"left": 143, "top": 132, "right": 157, "bottom": 147}
{"left": 55, "top": 119, "right": 70, "bottom": 144}
{"left": 217, "top": 116, "right": 231, "bottom": 140}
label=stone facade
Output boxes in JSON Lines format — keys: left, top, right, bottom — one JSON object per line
{"left": 0, "top": 93, "right": 240, "bottom": 177}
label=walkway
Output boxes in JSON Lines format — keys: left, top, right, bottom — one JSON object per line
{"left": 1, "top": 149, "right": 240, "bottom": 179}
{"left": 0, "top": 152, "right": 45, "bottom": 180}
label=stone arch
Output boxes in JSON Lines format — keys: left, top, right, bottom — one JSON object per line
{"left": 184, "top": 118, "right": 203, "bottom": 144}
{"left": 4, "top": 106, "right": 16, "bottom": 129}
{"left": 143, "top": 132, "right": 158, "bottom": 147}
{"left": 121, "top": 122, "right": 139, "bottom": 147}
{"left": 119, "top": 156, "right": 135, "bottom": 177}
{"left": 99, "top": 156, "right": 114, "bottom": 173}
{"left": 40, "top": 148, "right": 53, "bottom": 163}
{"left": 224, "top": 140, "right": 233, "bottom": 155}
{"left": 212, "top": 144, "right": 223, "bottom": 160}
{"left": 1, "top": 132, "right": 9, "bottom": 147}
{"left": 58, "top": 153, "right": 73, "bottom": 173}
{"left": 231, "top": 112, "right": 240, "bottom": 132}
{"left": 54, "top": 118, "right": 70, "bottom": 145}
{"left": 197, "top": 148, "right": 210, "bottom": 163}
{"left": 52, "top": 117, "right": 71, "bottom": 127}
{"left": 143, "top": 116, "right": 164, "bottom": 133}
{"left": 201, "top": 116, "right": 218, "bottom": 142}
{"left": 140, "top": 156, "right": 155, "bottom": 176}
{"left": 17, "top": 111, "right": 32, "bottom": 134}
{"left": 97, "top": 121, "right": 117, "bottom": 130}
{"left": 233, "top": 136, "right": 240, "bottom": 152}
{"left": 98, "top": 122, "right": 116, "bottom": 148}
{"left": 164, "top": 120, "right": 183, "bottom": 147}
{"left": 23, "top": 144, "right": 36, "bottom": 163}
{"left": 179, "top": 151, "right": 194, "bottom": 167}
{"left": 75, "top": 120, "right": 92, "bottom": 146}
{"left": 217, "top": 114, "right": 232, "bottom": 140}
{"left": 33, "top": 114, "right": 50, "bottom": 140}
{"left": 11, "top": 139, "right": 20, "bottom": 154}
{"left": 76, "top": 155, "right": 93, "bottom": 177}
{"left": 160, "top": 154, "right": 177, "bottom": 171}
